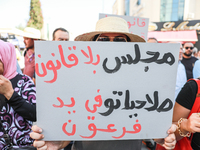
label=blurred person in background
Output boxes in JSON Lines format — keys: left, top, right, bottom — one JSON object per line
{"left": 181, "top": 42, "right": 198, "bottom": 80}
{"left": 169, "top": 42, "right": 187, "bottom": 100}
{"left": 52, "top": 27, "right": 71, "bottom": 150}
{"left": 192, "top": 47, "right": 198, "bottom": 58}
{"left": 197, "top": 49, "right": 200, "bottom": 59}
{"left": 14, "top": 44, "right": 24, "bottom": 74}
{"left": 52, "top": 27, "right": 69, "bottom": 41}
{"left": 23, "top": 27, "right": 43, "bottom": 80}
{"left": 147, "top": 37, "right": 158, "bottom": 43}
{"left": 193, "top": 59, "right": 200, "bottom": 79}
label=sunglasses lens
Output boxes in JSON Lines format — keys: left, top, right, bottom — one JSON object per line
{"left": 97, "top": 36, "right": 127, "bottom": 42}
{"left": 114, "top": 37, "right": 127, "bottom": 42}
{"left": 97, "top": 37, "right": 109, "bottom": 41}
{"left": 185, "top": 47, "right": 194, "bottom": 50}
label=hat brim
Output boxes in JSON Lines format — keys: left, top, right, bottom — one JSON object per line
{"left": 74, "top": 31, "right": 146, "bottom": 42}
{"left": 22, "top": 32, "right": 45, "bottom": 40}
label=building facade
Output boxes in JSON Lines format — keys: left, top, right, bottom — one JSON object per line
{"left": 112, "top": 0, "right": 200, "bottom": 49}
{"left": 112, "top": 0, "right": 200, "bottom": 22}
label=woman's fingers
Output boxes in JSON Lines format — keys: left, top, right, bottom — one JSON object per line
{"left": 31, "top": 125, "right": 42, "bottom": 133}
{"left": 33, "top": 140, "right": 46, "bottom": 149}
{"left": 163, "top": 133, "right": 176, "bottom": 149}
{"left": 30, "top": 125, "right": 44, "bottom": 140}
{"left": 167, "top": 124, "right": 177, "bottom": 134}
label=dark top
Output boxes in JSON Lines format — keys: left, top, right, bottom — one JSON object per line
{"left": 181, "top": 56, "right": 198, "bottom": 80}
{"left": 72, "top": 140, "right": 142, "bottom": 150}
{"left": 176, "top": 80, "right": 197, "bottom": 110}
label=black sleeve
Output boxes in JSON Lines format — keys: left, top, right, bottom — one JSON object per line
{"left": 6, "top": 92, "right": 36, "bottom": 121}
{"left": 176, "top": 80, "right": 198, "bottom": 110}
{"left": 33, "top": 71, "right": 35, "bottom": 78}
{"left": 24, "top": 49, "right": 28, "bottom": 57}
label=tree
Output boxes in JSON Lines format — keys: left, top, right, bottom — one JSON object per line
{"left": 27, "top": 0, "right": 44, "bottom": 30}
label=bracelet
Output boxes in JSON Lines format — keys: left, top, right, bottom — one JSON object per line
{"left": 177, "top": 118, "right": 191, "bottom": 137}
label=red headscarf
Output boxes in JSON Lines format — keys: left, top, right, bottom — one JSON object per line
{"left": 0, "top": 40, "right": 18, "bottom": 79}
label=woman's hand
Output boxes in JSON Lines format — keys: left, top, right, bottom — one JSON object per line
{"left": 154, "top": 124, "right": 176, "bottom": 150}
{"left": 184, "top": 113, "right": 200, "bottom": 133}
{"left": 30, "top": 125, "right": 71, "bottom": 150}
{"left": 0, "top": 75, "right": 14, "bottom": 100}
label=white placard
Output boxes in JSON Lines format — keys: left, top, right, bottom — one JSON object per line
{"left": 35, "top": 41, "right": 179, "bottom": 141}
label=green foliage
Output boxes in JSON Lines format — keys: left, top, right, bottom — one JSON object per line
{"left": 27, "top": 0, "right": 44, "bottom": 30}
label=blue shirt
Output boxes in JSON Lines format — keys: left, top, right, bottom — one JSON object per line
{"left": 193, "top": 59, "right": 200, "bottom": 79}
{"left": 175, "top": 61, "right": 187, "bottom": 100}
{"left": 16, "top": 60, "right": 22, "bottom": 74}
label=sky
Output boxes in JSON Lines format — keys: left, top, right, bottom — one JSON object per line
{"left": 0, "top": 0, "right": 116, "bottom": 40}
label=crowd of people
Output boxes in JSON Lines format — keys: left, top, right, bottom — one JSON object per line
{"left": 0, "top": 16, "right": 200, "bottom": 150}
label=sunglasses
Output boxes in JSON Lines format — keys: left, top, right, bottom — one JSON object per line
{"left": 185, "top": 47, "right": 194, "bottom": 50}
{"left": 96, "top": 36, "right": 127, "bottom": 42}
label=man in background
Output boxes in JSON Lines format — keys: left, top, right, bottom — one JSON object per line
{"left": 147, "top": 37, "right": 158, "bottom": 43}
{"left": 52, "top": 27, "right": 69, "bottom": 41}
{"left": 169, "top": 42, "right": 187, "bottom": 99}
{"left": 53, "top": 27, "right": 71, "bottom": 150}
{"left": 23, "top": 27, "right": 42, "bottom": 79}
{"left": 181, "top": 42, "right": 198, "bottom": 80}
{"left": 192, "top": 47, "right": 198, "bottom": 58}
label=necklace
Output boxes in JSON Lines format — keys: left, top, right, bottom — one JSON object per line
{"left": 27, "top": 53, "right": 35, "bottom": 62}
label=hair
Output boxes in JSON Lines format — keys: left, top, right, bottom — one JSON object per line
{"left": 126, "top": 35, "right": 131, "bottom": 42}
{"left": 52, "top": 27, "right": 69, "bottom": 40}
{"left": 92, "top": 34, "right": 100, "bottom": 41}
{"left": 147, "top": 37, "right": 158, "bottom": 42}
{"left": 182, "top": 42, "right": 194, "bottom": 47}
{"left": 193, "top": 47, "right": 198, "bottom": 53}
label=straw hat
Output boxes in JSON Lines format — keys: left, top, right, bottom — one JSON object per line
{"left": 74, "top": 17, "right": 145, "bottom": 42}
{"left": 23, "top": 27, "right": 41, "bottom": 39}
